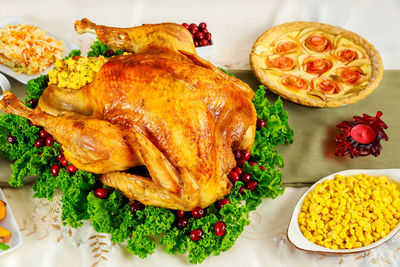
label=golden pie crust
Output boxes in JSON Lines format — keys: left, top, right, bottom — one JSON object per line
{"left": 250, "top": 21, "right": 383, "bottom": 107}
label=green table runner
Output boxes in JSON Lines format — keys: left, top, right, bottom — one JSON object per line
{"left": 235, "top": 70, "right": 400, "bottom": 186}
{"left": 1, "top": 71, "right": 399, "bottom": 187}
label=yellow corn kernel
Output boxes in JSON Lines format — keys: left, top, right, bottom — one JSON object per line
{"left": 345, "top": 243, "right": 353, "bottom": 249}
{"left": 354, "top": 242, "right": 363, "bottom": 248}
{"left": 339, "top": 231, "right": 347, "bottom": 240}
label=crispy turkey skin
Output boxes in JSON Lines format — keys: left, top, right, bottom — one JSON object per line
{"left": 0, "top": 19, "right": 257, "bottom": 210}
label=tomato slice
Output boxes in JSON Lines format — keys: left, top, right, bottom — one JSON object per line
{"left": 281, "top": 75, "right": 308, "bottom": 90}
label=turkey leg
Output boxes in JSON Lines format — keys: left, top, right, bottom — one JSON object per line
{"left": 75, "top": 18, "right": 196, "bottom": 54}
{"left": 0, "top": 91, "right": 141, "bottom": 173}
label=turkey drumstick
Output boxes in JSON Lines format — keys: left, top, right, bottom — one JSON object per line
{"left": 75, "top": 18, "right": 196, "bottom": 54}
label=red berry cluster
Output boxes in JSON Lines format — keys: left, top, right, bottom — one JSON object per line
{"left": 174, "top": 199, "right": 230, "bottom": 241}
{"left": 228, "top": 118, "right": 267, "bottom": 194}
{"left": 181, "top": 22, "right": 212, "bottom": 48}
{"left": 10, "top": 124, "right": 78, "bottom": 177}
{"left": 229, "top": 150, "right": 261, "bottom": 194}
{"left": 35, "top": 129, "right": 55, "bottom": 148}
{"left": 52, "top": 151, "right": 77, "bottom": 176}
{"left": 335, "top": 111, "right": 388, "bottom": 158}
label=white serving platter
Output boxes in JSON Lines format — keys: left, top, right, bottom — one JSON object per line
{"left": 0, "top": 16, "right": 79, "bottom": 84}
{"left": 0, "top": 187, "right": 22, "bottom": 256}
{"left": 287, "top": 169, "right": 400, "bottom": 254}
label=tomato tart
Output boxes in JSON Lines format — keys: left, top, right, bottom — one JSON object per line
{"left": 250, "top": 22, "right": 383, "bottom": 107}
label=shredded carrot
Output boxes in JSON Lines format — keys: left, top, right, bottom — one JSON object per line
{"left": 0, "top": 23, "right": 64, "bottom": 75}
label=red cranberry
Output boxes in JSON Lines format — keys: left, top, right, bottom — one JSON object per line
{"left": 189, "top": 27, "right": 198, "bottom": 35}
{"left": 130, "top": 201, "right": 144, "bottom": 214}
{"left": 233, "top": 150, "right": 242, "bottom": 160}
{"left": 57, "top": 153, "right": 64, "bottom": 161}
{"left": 205, "top": 32, "right": 212, "bottom": 40}
{"left": 194, "top": 40, "right": 200, "bottom": 47}
{"left": 248, "top": 161, "right": 258, "bottom": 166}
{"left": 232, "top": 167, "right": 242, "bottom": 176}
{"left": 189, "top": 23, "right": 198, "bottom": 29}
{"left": 257, "top": 119, "right": 267, "bottom": 129}
{"left": 176, "top": 210, "right": 185, "bottom": 218}
{"left": 228, "top": 171, "right": 240, "bottom": 183}
{"left": 216, "top": 198, "right": 230, "bottom": 209}
{"left": 259, "top": 165, "right": 266, "bottom": 171}
{"left": 215, "top": 221, "right": 226, "bottom": 236}
{"left": 45, "top": 135, "right": 54, "bottom": 146}
{"left": 94, "top": 188, "right": 109, "bottom": 199}
{"left": 181, "top": 23, "right": 189, "bottom": 29}
{"left": 190, "top": 229, "right": 203, "bottom": 241}
{"left": 195, "top": 31, "right": 205, "bottom": 41}
{"left": 239, "top": 186, "right": 246, "bottom": 195}
{"left": 177, "top": 217, "right": 188, "bottom": 229}
{"left": 199, "top": 22, "right": 207, "bottom": 31}
{"left": 246, "top": 181, "right": 258, "bottom": 191}
{"left": 27, "top": 98, "right": 38, "bottom": 108}
{"left": 192, "top": 207, "right": 205, "bottom": 218}
{"left": 34, "top": 138, "right": 45, "bottom": 148}
{"left": 67, "top": 164, "right": 77, "bottom": 174}
{"left": 105, "top": 49, "right": 114, "bottom": 57}
{"left": 202, "top": 28, "right": 208, "bottom": 34}
{"left": 60, "top": 157, "right": 68, "bottom": 167}
{"left": 241, "top": 173, "right": 252, "bottom": 184}
{"left": 39, "top": 129, "right": 49, "bottom": 138}
{"left": 199, "top": 39, "right": 209, "bottom": 47}
{"left": 237, "top": 158, "right": 246, "bottom": 167}
{"left": 51, "top": 164, "right": 61, "bottom": 176}
{"left": 7, "top": 134, "right": 16, "bottom": 144}
{"left": 241, "top": 150, "right": 251, "bottom": 161}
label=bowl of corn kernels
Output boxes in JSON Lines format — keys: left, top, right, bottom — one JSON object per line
{"left": 287, "top": 169, "right": 400, "bottom": 254}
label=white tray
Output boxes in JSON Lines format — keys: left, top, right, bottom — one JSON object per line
{"left": 0, "top": 16, "right": 79, "bottom": 84}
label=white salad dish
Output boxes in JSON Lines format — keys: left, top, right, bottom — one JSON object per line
{"left": 287, "top": 169, "right": 400, "bottom": 254}
{"left": 0, "top": 187, "right": 23, "bottom": 256}
{"left": 0, "top": 16, "right": 79, "bottom": 84}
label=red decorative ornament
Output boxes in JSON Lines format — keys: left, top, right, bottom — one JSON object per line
{"left": 335, "top": 111, "right": 388, "bottom": 158}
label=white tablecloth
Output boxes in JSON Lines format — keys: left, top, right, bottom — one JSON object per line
{"left": 1, "top": 0, "right": 400, "bottom": 266}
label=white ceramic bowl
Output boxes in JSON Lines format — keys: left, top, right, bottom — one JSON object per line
{"left": 0, "top": 188, "right": 22, "bottom": 256}
{"left": 287, "top": 169, "right": 400, "bottom": 254}
{"left": 0, "top": 16, "right": 79, "bottom": 84}
{"left": 195, "top": 43, "right": 215, "bottom": 60}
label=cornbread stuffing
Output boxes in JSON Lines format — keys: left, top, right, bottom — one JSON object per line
{"left": 299, "top": 174, "right": 400, "bottom": 249}
{"left": 49, "top": 56, "right": 108, "bottom": 89}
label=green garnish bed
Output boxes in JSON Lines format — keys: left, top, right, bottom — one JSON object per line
{"left": 0, "top": 42, "right": 294, "bottom": 263}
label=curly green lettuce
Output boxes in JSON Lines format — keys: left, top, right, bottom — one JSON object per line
{"left": 87, "top": 40, "right": 124, "bottom": 57}
{"left": 0, "top": 41, "right": 294, "bottom": 263}
{"left": 24, "top": 75, "right": 49, "bottom": 107}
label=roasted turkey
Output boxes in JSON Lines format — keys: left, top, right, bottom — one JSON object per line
{"left": 0, "top": 19, "right": 257, "bottom": 210}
